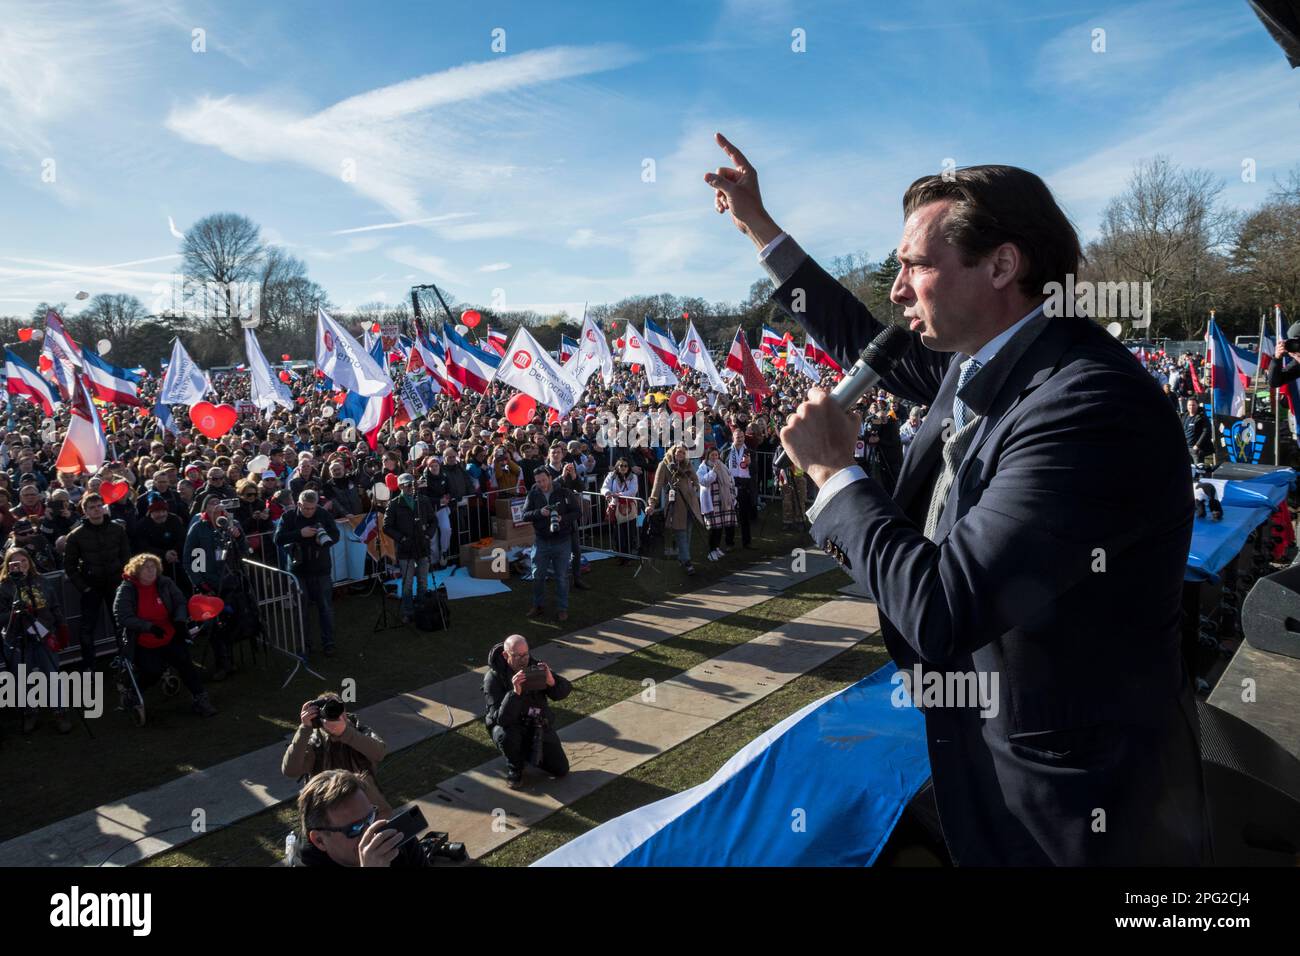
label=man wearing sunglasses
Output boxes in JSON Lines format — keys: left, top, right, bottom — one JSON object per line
{"left": 295, "top": 770, "right": 428, "bottom": 867}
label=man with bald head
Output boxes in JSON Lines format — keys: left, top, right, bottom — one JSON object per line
{"left": 483, "top": 634, "right": 571, "bottom": 789}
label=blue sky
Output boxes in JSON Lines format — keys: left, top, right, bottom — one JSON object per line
{"left": 1, "top": 0, "right": 1296, "bottom": 321}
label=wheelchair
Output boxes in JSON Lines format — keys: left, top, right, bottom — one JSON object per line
{"left": 111, "top": 618, "right": 211, "bottom": 727}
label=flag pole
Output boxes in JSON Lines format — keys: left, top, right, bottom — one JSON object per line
{"left": 1276, "top": 304, "right": 1283, "bottom": 467}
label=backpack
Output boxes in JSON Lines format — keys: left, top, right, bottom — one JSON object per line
{"left": 413, "top": 585, "right": 450, "bottom": 632}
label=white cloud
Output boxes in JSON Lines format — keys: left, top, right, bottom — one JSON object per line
{"left": 330, "top": 214, "right": 475, "bottom": 236}
{"left": 165, "top": 44, "right": 641, "bottom": 220}
{"left": 479, "top": 262, "right": 511, "bottom": 273}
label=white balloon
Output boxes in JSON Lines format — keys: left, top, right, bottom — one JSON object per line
{"left": 320, "top": 404, "right": 335, "bottom": 418}
{"left": 410, "top": 442, "right": 426, "bottom": 461}
{"left": 1106, "top": 322, "right": 1123, "bottom": 338}
{"left": 247, "top": 454, "right": 270, "bottom": 474}
{"left": 30, "top": 328, "right": 44, "bottom": 342}
{"left": 372, "top": 482, "right": 391, "bottom": 502}
{"left": 75, "top": 291, "right": 89, "bottom": 300}
{"left": 97, "top": 339, "right": 112, "bottom": 355}
{"left": 455, "top": 324, "right": 469, "bottom": 336}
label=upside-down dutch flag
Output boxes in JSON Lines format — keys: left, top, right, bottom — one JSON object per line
{"left": 5, "top": 349, "right": 60, "bottom": 416}
{"left": 356, "top": 509, "right": 380, "bottom": 544}
{"left": 759, "top": 324, "right": 783, "bottom": 357}
{"left": 642, "top": 318, "right": 681, "bottom": 371}
{"left": 443, "top": 323, "right": 500, "bottom": 394}
{"left": 726, "top": 328, "right": 770, "bottom": 412}
{"left": 1207, "top": 318, "right": 1247, "bottom": 418}
{"left": 557, "top": 333, "right": 579, "bottom": 365}
{"left": 805, "top": 334, "right": 843, "bottom": 373}
{"left": 81, "top": 350, "right": 146, "bottom": 406}
{"left": 410, "top": 330, "right": 459, "bottom": 399}
{"left": 55, "top": 375, "right": 108, "bottom": 474}
{"left": 486, "top": 328, "right": 508, "bottom": 357}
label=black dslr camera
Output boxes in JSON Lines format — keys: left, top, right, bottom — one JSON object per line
{"left": 309, "top": 697, "right": 346, "bottom": 728}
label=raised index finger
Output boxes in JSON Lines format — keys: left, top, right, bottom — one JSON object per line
{"left": 715, "top": 132, "right": 752, "bottom": 171}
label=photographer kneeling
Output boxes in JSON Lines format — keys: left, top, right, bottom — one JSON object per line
{"left": 484, "top": 634, "right": 571, "bottom": 789}
{"left": 282, "top": 691, "right": 392, "bottom": 816}
{"left": 273, "top": 490, "right": 340, "bottom": 656}
{"left": 113, "top": 553, "right": 217, "bottom": 720}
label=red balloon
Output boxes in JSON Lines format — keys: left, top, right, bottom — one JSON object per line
{"left": 189, "top": 402, "right": 238, "bottom": 439}
{"left": 281, "top": 353, "right": 291, "bottom": 361}
{"left": 461, "top": 310, "right": 481, "bottom": 329}
{"left": 630, "top": 363, "right": 641, "bottom": 374}
{"left": 188, "top": 595, "right": 225, "bottom": 622}
{"left": 278, "top": 371, "right": 291, "bottom": 382}
{"left": 385, "top": 472, "right": 400, "bottom": 491}
{"left": 37, "top": 355, "right": 52, "bottom": 372}
{"left": 505, "top": 392, "right": 537, "bottom": 426}
{"left": 17, "top": 328, "right": 33, "bottom": 342}
{"left": 100, "top": 480, "right": 129, "bottom": 504}
{"left": 668, "top": 390, "right": 698, "bottom": 414}
{"left": 370, "top": 322, "right": 381, "bottom": 333}
{"left": 615, "top": 337, "right": 625, "bottom": 349}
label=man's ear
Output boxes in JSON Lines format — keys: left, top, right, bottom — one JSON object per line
{"left": 307, "top": 829, "right": 326, "bottom": 852}
{"left": 987, "top": 242, "right": 1024, "bottom": 291}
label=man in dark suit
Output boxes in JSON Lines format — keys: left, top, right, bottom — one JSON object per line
{"left": 705, "top": 134, "right": 1210, "bottom": 866}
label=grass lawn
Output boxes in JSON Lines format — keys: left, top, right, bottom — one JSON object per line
{"left": 1, "top": 510, "right": 815, "bottom": 847}
{"left": 144, "top": 566, "right": 852, "bottom": 866}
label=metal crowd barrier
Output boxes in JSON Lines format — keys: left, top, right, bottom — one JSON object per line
{"left": 241, "top": 559, "right": 320, "bottom": 687}
{"left": 575, "top": 490, "right": 653, "bottom": 574}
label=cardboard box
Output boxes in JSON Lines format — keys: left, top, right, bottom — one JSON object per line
{"left": 495, "top": 496, "right": 529, "bottom": 525}
{"left": 459, "top": 542, "right": 511, "bottom": 581}
{"left": 493, "top": 517, "right": 534, "bottom": 545}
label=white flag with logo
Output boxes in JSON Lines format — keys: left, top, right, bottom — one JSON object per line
{"left": 565, "top": 312, "right": 614, "bottom": 388}
{"left": 316, "top": 307, "right": 391, "bottom": 397}
{"left": 158, "top": 339, "right": 209, "bottom": 405}
{"left": 622, "top": 322, "right": 678, "bottom": 387}
{"left": 679, "top": 320, "right": 726, "bottom": 392}
{"left": 244, "top": 328, "right": 294, "bottom": 411}
{"left": 497, "top": 326, "right": 584, "bottom": 416}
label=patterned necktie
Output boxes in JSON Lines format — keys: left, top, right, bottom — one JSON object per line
{"left": 952, "top": 357, "right": 983, "bottom": 431}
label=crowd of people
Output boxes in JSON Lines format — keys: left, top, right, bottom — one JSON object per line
{"left": 0, "top": 323, "right": 938, "bottom": 733}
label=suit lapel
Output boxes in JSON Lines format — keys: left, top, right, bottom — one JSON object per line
{"left": 931, "top": 316, "right": 1079, "bottom": 542}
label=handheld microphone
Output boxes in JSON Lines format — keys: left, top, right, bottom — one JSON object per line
{"left": 774, "top": 324, "right": 912, "bottom": 470}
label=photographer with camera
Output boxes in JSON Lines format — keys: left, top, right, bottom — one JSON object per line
{"left": 6, "top": 517, "right": 58, "bottom": 574}
{"left": 293, "top": 770, "right": 430, "bottom": 867}
{"left": 63, "top": 493, "right": 131, "bottom": 671}
{"left": 484, "top": 634, "right": 571, "bottom": 789}
{"left": 131, "top": 495, "right": 188, "bottom": 589}
{"left": 381, "top": 473, "right": 435, "bottom": 625}
{"left": 1271, "top": 326, "right": 1300, "bottom": 389}
{"left": 184, "top": 495, "right": 251, "bottom": 680}
{"left": 0, "top": 546, "right": 71, "bottom": 734}
{"left": 523, "top": 468, "right": 580, "bottom": 622}
{"left": 113, "top": 553, "right": 217, "bottom": 720}
{"left": 274, "top": 490, "right": 340, "bottom": 656}
{"left": 283, "top": 692, "right": 391, "bottom": 816}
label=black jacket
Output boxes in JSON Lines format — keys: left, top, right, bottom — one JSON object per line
{"left": 768, "top": 238, "right": 1209, "bottom": 866}
{"left": 523, "top": 484, "right": 579, "bottom": 542}
{"left": 63, "top": 518, "right": 132, "bottom": 593}
{"left": 419, "top": 472, "right": 451, "bottom": 509}
{"left": 443, "top": 463, "right": 474, "bottom": 501}
{"left": 131, "top": 513, "right": 189, "bottom": 578}
{"left": 274, "top": 508, "right": 340, "bottom": 577}
{"left": 483, "top": 642, "right": 572, "bottom": 733}
{"left": 382, "top": 494, "right": 436, "bottom": 560}
{"left": 1182, "top": 411, "right": 1214, "bottom": 457}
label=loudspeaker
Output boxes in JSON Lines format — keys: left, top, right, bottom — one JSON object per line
{"left": 1241, "top": 565, "right": 1300, "bottom": 659}
{"left": 1198, "top": 699, "right": 1300, "bottom": 865}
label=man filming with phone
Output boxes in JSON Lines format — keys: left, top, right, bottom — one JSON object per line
{"left": 484, "top": 634, "right": 571, "bottom": 789}
{"left": 294, "top": 770, "right": 429, "bottom": 867}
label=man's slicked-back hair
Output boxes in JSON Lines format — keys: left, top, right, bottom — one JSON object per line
{"left": 902, "top": 165, "right": 1082, "bottom": 300}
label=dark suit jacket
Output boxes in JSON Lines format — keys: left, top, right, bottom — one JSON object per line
{"left": 765, "top": 239, "right": 1210, "bottom": 866}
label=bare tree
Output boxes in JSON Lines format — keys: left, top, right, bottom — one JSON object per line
{"left": 181, "top": 213, "right": 264, "bottom": 340}
{"left": 71, "top": 293, "right": 149, "bottom": 345}
{"left": 1231, "top": 169, "right": 1300, "bottom": 324}
{"left": 1091, "top": 156, "right": 1233, "bottom": 335}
